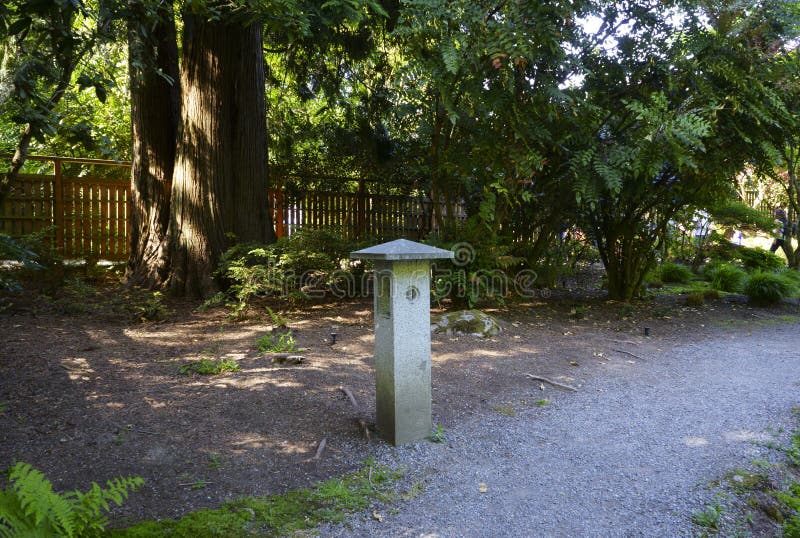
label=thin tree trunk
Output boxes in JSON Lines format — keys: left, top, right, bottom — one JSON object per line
{"left": 168, "top": 13, "right": 275, "bottom": 297}
{"left": 125, "top": 2, "right": 180, "bottom": 288}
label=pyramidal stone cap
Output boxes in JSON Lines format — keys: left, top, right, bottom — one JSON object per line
{"left": 351, "top": 238, "right": 454, "bottom": 261}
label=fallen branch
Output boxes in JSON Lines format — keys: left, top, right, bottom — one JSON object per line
{"left": 339, "top": 386, "right": 359, "bottom": 409}
{"left": 313, "top": 437, "right": 327, "bottom": 460}
{"left": 524, "top": 374, "right": 578, "bottom": 392}
{"left": 612, "top": 348, "right": 645, "bottom": 361}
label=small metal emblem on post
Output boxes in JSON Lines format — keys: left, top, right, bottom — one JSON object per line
{"left": 351, "top": 239, "right": 453, "bottom": 445}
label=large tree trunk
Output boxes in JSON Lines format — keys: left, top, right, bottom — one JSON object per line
{"left": 168, "top": 13, "right": 275, "bottom": 297}
{"left": 125, "top": 2, "right": 180, "bottom": 288}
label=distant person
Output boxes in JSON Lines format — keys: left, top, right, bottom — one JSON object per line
{"left": 770, "top": 208, "right": 790, "bottom": 253}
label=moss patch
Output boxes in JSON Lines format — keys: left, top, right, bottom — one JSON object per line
{"left": 111, "top": 461, "right": 402, "bottom": 537}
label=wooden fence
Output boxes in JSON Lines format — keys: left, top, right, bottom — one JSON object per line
{"left": 1, "top": 155, "right": 464, "bottom": 259}
{"left": 1, "top": 156, "right": 131, "bottom": 260}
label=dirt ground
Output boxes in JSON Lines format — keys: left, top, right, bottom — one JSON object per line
{"left": 1, "top": 279, "right": 798, "bottom": 528}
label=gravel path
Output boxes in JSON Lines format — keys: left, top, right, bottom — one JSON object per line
{"left": 324, "top": 321, "right": 800, "bottom": 537}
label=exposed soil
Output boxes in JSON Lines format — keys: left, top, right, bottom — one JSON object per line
{"left": 1, "top": 278, "right": 798, "bottom": 529}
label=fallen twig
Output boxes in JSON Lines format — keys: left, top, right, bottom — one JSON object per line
{"left": 339, "top": 386, "right": 359, "bottom": 409}
{"left": 612, "top": 348, "right": 645, "bottom": 361}
{"left": 177, "top": 481, "right": 212, "bottom": 487}
{"left": 524, "top": 374, "right": 578, "bottom": 392}
{"left": 313, "top": 437, "right": 327, "bottom": 460}
{"left": 136, "top": 429, "right": 159, "bottom": 435}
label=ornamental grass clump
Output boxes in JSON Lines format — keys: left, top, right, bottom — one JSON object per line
{"left": 658, "top": 262, "right": 693, "bottom": 284}
{"left": 708, "top": 263, "right": 747, "bottom": 293}
{"left": 744, "top": 271, "right": 797, "bottom": 305}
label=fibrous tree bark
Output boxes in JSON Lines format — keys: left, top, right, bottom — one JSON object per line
{"left": 125, "top": 1, "right": 181, "bottom": 287}
{"left": 167, "top": 12, "right": 275, "bottom": 297}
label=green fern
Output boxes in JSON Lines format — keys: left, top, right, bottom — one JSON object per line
{"left": 0, "top": 462, "right": 143, "bottom": 538}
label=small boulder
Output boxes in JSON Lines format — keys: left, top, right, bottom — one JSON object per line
{"left": 431, "top": 310, "right": 502, "bottom": 338}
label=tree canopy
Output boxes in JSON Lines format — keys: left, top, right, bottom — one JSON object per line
{"left": 2, "top": 0, "right": 799, "bottom": 297}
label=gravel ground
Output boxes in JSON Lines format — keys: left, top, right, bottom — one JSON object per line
{"left": 322, "top": 321, "right": 800, "bottom": 537}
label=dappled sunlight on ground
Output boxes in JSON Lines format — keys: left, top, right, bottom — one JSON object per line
{"left": 3, "top": 294, "right": 799, "bottom": 524}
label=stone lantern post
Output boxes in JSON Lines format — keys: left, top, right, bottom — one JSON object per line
{"left": 351, "top": 239, "right": 453, "bottom": 445}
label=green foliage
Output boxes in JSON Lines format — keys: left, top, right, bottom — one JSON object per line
{"left": 658, "top": 262, "right": 694, "bottom": 284}
{"left": 0, "top": 233, "right": 42, "bottom": 294}
{"left": 708, "top": 264, "right": 747, "bottom": 293}
{"left": 180, "top": 358, "right": 240, "bottom": 376}
{"left": 708, "top": 200, "right": 776, "bottom": 233}
{"left": 738, "top": 247, "right": 785, "bottom": 272}
{"left": 780, "top": 484, "right": 800, "bottom": 538}
{"left": 781, "top": 269, "right": 800, "bottom": 286}
{"left": 129, "top": 291, "right": 169, "bottom": 323}
{"left": 0, "top": 462, "right": 142, "bottom": 538}
{"left": 113, "top": 461, "right": 401, "bottom": 537}
{"left": 705, "top": 234, "right": 742, "bottom": 263}
{"left": 429, "top": 425, "right": 446, "bottom": 443}
{"left": 523, "top": 237, "right": 600, "bottom": 289}
{"left": 744, "top": 271, "right": 797, "bottom": 304}
{"left": 264, "top": 306, "right": 288, "bottom": 327}
{"left": 0, "top": 0, "right": 129, "bottom": 159}
{"left": 213, "top": 229, "right": 365, "bottom": 314}
{"left": 256, "top": 332, "right": 297, "bottom": 353}
{"left": 691, "top": 503, "right": 722, "bottom": 530}
{"left": 777, "top": 431, "right": 800, "bottom": 536}
{"left": 428, "top": 219, "right": 526, "bottom": 308}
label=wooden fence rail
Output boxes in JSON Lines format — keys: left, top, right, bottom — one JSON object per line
{"left": 1, "top": 155, "right": 465, "bottom": 260}
{"left": 1, "top": 156, "right": 131, "bottom": 260}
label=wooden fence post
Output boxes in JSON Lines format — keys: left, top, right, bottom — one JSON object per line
{"left": 53, "top": 158, "right": 64, "bottom": 254}
{"left": 356, "top": 178, "right": 366, "bottom": 239}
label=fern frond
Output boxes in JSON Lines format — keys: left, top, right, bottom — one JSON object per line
{"left": 5, "top": 462, "right": 76, "bottom": 536}
{"left": 0, "top": 463, "right": 143, "bottom": 538}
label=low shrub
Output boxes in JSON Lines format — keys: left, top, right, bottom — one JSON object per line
{"left": 256, "top": 332, "right": 297, "bottom": 353}
{"left": 128, "top": 291, "right": 169, "bottom": 322}
{"left": 704, "top": 233, "right": 741, "bottom": 262}
{"left": 780, "top": 269, "right": 800, "bottom": 285}
{"left": 180, "top": 357, "right": 240, "bottom": 376}
{"left": 212, "top": 229, "right": 368, "bottom": 315}
{"left": 744, "top": 271, "right": 797, "bottom": 305}
{"left": 708, "top": 264, "right": 747, "bottom": 293}
{"left": 738, "top": 247, "right": 785, "bottom": 272}
{"left": 643, "top": 270, "right": 664, "bottom": 288}
{"left": 698, "top": 259, "right": 725, "bottom": 277}
{"left": 659, "top": 262, "right": 693, "bottom": 284}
